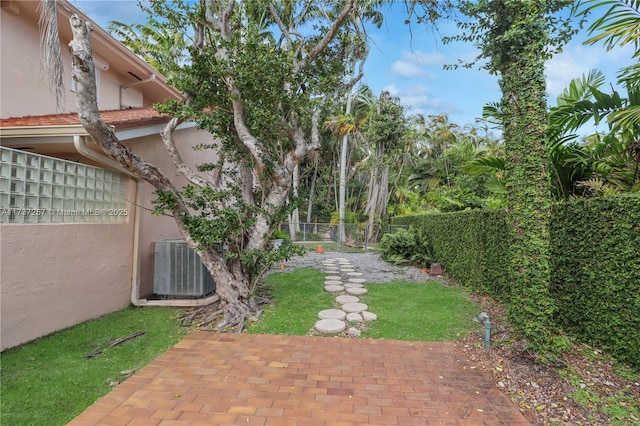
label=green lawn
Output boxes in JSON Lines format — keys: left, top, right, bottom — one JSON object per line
{"left": 247, "top": 267, "right": 335, "bottom": 334}
{"left": 249, "top": 269, "right": 481, "bottom": 341}
{"left": 0, "top": 307, "right": 186, "bottom": 426}
{"left": 362, "top": 281, "right": 480, "bottom": 341}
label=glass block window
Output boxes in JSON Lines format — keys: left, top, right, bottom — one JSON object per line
{"left": 1, "top": 146, "right": 129, "bottom": 224}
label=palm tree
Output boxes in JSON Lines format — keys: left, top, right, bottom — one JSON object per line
{"left": 482, "top": 69, "right": 640, "bottom": 197}
{"left": 108, "top": 18, "right": 188, "bottom": 78}
{"left": 578, "top": 0, "right": 640, "bottom": 91}
{"left": 324, "top": 86, "right": 376, "bottom": 242}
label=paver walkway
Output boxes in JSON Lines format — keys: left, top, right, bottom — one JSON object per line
{"left": 68, "top": 332, "right": 530, "bottom": 425}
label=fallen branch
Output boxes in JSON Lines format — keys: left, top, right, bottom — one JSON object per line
{"left": 85, "top": 331, "right": 146, "bottom": 359}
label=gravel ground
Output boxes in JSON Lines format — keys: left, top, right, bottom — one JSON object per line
{"left": 279, "top": 250, "right": 437, "bottom": 283}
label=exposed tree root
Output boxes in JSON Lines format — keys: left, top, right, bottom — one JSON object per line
{"left": 180, "top": 297, "right": 265, "bottom": 332}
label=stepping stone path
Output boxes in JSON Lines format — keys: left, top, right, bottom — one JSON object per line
{"left": 314, "top": 257, "right": 377, "bottom": 335}
{"left": 346, "top": 287, "right": 368, "bottom": 296}
{"left": 318, "top": 309, "right": 346, "bottom": 320}
{"left": 335, "top": 295, "right": 359, "bottom": 305}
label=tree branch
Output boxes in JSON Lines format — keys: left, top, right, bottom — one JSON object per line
{"left": 295, "top": 0, "right": 356, "bottom": 72}
{"left": 160, "top": 117, "right": 212, "bottom": 187}
{"left": 68, "top": 14, "right": 184, "bottom": 203}
{"left": 269, "top": 4, "right": 293, "bottom": 47}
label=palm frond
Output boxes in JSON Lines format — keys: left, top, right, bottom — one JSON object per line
{"left": 581, "top": 0, "right": 640, "bottom": 52}
{"left": 578, "top": 177, "right": 622, "bottom": 195}
{"left": 462, "top": 155, "right": 506, "bottom": 175}
{"left": 38, "top": 0, "right": 64, "bottom": 111}
{"left": 618, "top": 63, "right": 640, "bottom": 90}
{"left": 608, "top": 103, "right": 640, "bottom": 129}
{"left": 482, "top": 102, "right": 504, "bottom": 127}
{"left": 556, "top": 69, "right": 606, "bottom": 106}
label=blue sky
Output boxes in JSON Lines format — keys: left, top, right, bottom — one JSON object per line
{"left": 73, "top": 1, "right": 635, "bottom": 135}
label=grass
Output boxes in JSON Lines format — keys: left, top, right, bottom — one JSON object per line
{"left": 0, "top": 307, "right": 186, "bottom": 426}
{"left": 247, "top": 267, "right": 335, "bottom": 334}
{"left": 248, "top": 269, "right": 480, "bottom": 341}
{"left": 362, "top": 281, "right": 480, "bottom": 341}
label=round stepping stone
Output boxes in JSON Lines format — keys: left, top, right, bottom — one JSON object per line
{"left": 347, "top": 272, "right": 363, "bottom": 276}
{"left": 335, "top": 295, "right": 359, "bottom": 305}
{"left": 324, "top": 285, "right": 345, "bottom": 293}
{"left": 348, "top": 278, "right": 366, "bottom": 284}
{"left": 362, "top": 311, "right": 377, "bottom": 321}
{"left": 344, "top": 283, "right": 364, "bottom": 288}
{"left": 318, "top": 309, "right": 346, "bottom": 320}
{"left": 315, "top": 319, "right": 346, "bottom": 334}
{"left": 325, "top": 275, "right": 342, "bottom": 280}
{"left": 346, "top": 312, "right": 363, "bottom": 322}
{"left": 324, "top": 280, "right": 342, "bottom": 285}
{"left": 346, "top": 287, "right": 368, "bottom": 295}
{"left": 341, "top": 302, "right": 368, "bottom": 313}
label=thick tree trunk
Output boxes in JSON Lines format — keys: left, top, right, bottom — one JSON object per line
{"left": 306, "top": 164, "right": 317, "bottom": 223}
{"left": 68, "top": 13, "right": 254, "bottom": 331}
{"left": 290, "top": 164, "right": 300, "bottom": 237}
{"left": 497, "top": 3, "right": 555, "bottom": 348}
{"left": 364, "top": 152, "right": 389, "bottom": 242}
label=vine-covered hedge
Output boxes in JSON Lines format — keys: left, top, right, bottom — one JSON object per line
{"left": 391, "top": 195, "right": 640, "bottom": 370}
{"left": 392, "top": 210, "right": 511, "bottom": 299}
{"left": 550, "top": 195, "right": 640, "bottom": 370}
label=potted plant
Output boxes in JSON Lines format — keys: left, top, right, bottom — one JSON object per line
{"left": 269, "top": 229, "right": 289, "bottom": 249}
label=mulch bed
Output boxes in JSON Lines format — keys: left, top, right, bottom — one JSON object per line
{"left": 458, "top": 292, "right": 640, "bottom": 425}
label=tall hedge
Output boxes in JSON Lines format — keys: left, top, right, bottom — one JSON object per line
{"left": 392, "top": 195, "right": 640, "bottom": 370}
{"left": 392, "top": 210, "right": 510, "bottom": 299}
{"left": 550, "top": 195, "right": 640, "bottom": 370}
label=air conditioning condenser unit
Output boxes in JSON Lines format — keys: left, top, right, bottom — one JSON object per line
{"left": 153, "top": 240, "right": 216, "bottom": 297}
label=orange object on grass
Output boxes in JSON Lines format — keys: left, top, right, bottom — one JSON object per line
{"left": 316, "top": 245, "right": 324, "bottom": 254}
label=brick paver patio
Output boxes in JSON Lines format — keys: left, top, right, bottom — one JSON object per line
{"left": 68, "top": 331, "right": 530, "bottom": 425}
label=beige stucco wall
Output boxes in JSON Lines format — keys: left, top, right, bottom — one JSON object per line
{"left": 126, "top": 126, "right": 219, "bottom": 297}
{"left": 0, "top": 4, "right": 144, "bottom": 118}
{"left": 0, "top": 180, "right": 136, "bottom": 351}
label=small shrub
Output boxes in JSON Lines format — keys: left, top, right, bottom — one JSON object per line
{"left": 271, "top": 229, "right": 290, "bottom": 240}
{"left": 377, "top": 227, "right": 433, "bottom": 267}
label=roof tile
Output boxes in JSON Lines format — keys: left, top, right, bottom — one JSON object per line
{"left": 0, "top": 107, "right": 171, "bottom": 129}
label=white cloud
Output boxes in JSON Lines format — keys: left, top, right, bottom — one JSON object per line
{"left": 383, "top": 83, "right": 459, "bottom": 115}
{"left": 390, "top": 61, "right": 425, "bottom": 78}
{"left": 546, "top": 43, "right": 635, "bottom": 101}
{"left": 389, "top": 50, "right": 448, "bottom": 79}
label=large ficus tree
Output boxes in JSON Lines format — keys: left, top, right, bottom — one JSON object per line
{"left": 446, "top": 0, "right": 577, "bottom": 352}
{"left": 44, "top": 0, "right": 370, "bottom": 330}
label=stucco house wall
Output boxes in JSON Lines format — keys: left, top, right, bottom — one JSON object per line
{"left": 0, "top": 179, "right": 137, "bottom": 350}
{"left": 125, "top": 126, "right": 219, "bottom": 297}
{"left": 0, "top": 1, "right": 145, "bottom": 117}
{"left": 0, "top": 0, "right": 216, "bottom": 350}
